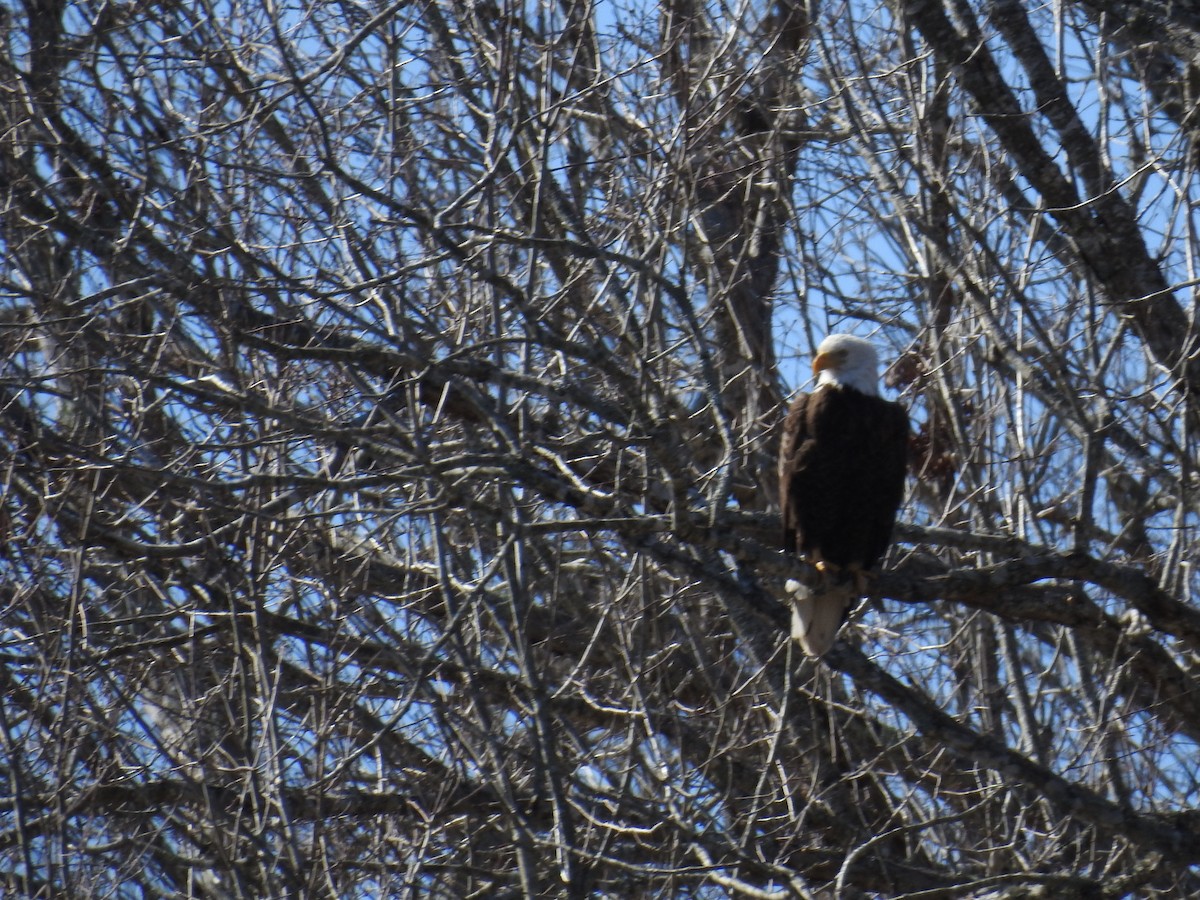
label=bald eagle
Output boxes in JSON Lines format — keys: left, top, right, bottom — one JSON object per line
{"left": 778, "top": 334, "right": 909, "bottom": 657}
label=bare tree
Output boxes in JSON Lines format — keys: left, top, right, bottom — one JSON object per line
{"left": 3, "top": 0, "right": 1200, "bottom": 895}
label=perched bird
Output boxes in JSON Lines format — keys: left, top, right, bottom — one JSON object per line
{"left": 778, "top": 334, "right": 909, "bottom": 657}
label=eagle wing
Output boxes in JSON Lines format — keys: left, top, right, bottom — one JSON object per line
{"left": 862, "top": 399, "right": 910, "bottom": 566}
{"left": 778, "top": 391, "right": 812, "bottom": 554}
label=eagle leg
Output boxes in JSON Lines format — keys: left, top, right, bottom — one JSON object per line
{"left": 820, "top": 562, "right": 869, "bottom": 596}
{"left": 848, "top": 564, "right": 869, "bottom": 597}
{"left": 813, "top": 558, "right": 840, "bottom": 577}
{"left": 846, "top": 564, "right": 887, "bottom": 613}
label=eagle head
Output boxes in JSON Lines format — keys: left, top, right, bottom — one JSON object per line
{"left": 813, "top": 334, "right": 881, "bottom": 397}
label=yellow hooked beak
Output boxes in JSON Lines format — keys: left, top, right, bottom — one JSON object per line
{"left": 812, "top": 351, "right": 835, "bottom": 376}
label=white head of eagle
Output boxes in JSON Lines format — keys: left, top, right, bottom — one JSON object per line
{"left": 778, "top": 334, "right": 909, "bottom": 658}
{"left": 812, "top": 333, "right": 881, "bottom": 396}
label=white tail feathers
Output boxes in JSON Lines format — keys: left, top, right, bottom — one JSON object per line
{"left": 785, "top": 578, "right": 855, "bottom": 658}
